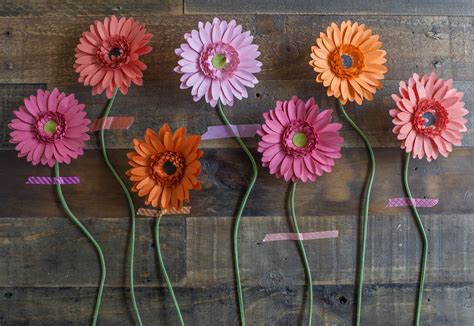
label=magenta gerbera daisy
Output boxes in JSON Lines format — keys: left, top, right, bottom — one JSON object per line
{"left": 257, "top": 96, "right": 343, "bottom": 182}
{"left": 9, "top": 88, "right": 90, "bottom": 167}
{"left": 174, "top": 17, "right": 262, "bottom": 107}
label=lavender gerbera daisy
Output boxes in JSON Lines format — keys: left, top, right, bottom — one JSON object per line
{"left": 174, "top": 17, "right": 262, "bottom": 107}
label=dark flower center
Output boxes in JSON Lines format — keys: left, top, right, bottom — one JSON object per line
{"left": 151, "top": 151, "right": 185, "bottom": 187}
{"left": 341, "top": 54, "right": 353, "bottom": 69}
{"left": 109, "top": 47, "right": 122, "bottom": 58}
{"left": 163, "top": 161, "right": 177, "bottom": 175}
{"left": 329, "top": 45, "right": 365, "bottom": 79}
{"left": 413, "top": 99, "right": 448, "bottom": 137}
{"left": 98, "top": 36, "right": 130, "bottom": 69}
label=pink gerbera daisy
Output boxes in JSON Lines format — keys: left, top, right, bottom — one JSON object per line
{"left": 75, "top": 15, "right": 153, "bottom": 98}
{"left": 257, "top": 96, "right": 343, "bottom": 182}
{"left": 390, "top": 72, "right": 468, "bottom": 161}
{"left": 174, "top": 17, "right": 262, "bottom": 107}
{"left": 9, "top": 88, "right": 90, "bottom": 167}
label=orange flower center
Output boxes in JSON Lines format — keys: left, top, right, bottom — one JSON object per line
{"left": 329, "top": 45, "right": 365, "bottom": 79}
{"left": 413, "top": 99, "right": 448, "bottom": 137}
{"left": 151, "top": 151, "right": 185, "bottom": 187}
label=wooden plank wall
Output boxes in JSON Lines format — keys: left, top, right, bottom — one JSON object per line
{"left": 0, "top": 1, "right": 473, "bottom": 325}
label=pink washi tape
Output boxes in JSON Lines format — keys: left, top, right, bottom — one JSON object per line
{"left": 26, "top": 176, "right": 80, "bottom": 185}
{"left": 201, "top": 124, "right": 261, "bottom": 140}
{"left": 137, "top": 206, "right": 191, "bottom": 217}
{"left": 386, "top": 198, "right": 439, "bottom": 208}
{"left": 89, "top": 116, "right": 134, "bottom": 132}
{"left": 262, "top": 230, "right": 339, "bottom": 242}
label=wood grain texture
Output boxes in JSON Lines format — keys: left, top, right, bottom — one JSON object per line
{"left": 1, "top": 148, "right": 473, "bottom": 219}
{"left": 1, "top": 81, "right": 473, "bottom": 150}
{"left": 185, "top": 0, "right": 474, "bottom": 16}
{"left": 0, "top": 15, "right": 472, "bottom": 84}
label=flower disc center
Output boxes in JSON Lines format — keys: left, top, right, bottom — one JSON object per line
{"left": 341, "top": 54, "right": 353, "bottom": 69}
{"left": 292, "top": 132, "right": 308, "bottom": 148}
{"left": 43, "top": 120, "right": 58, "bottom": 134}
{"left": 422, "top": 112, "right": 436, "bottom": 127}
{"left": 163, "top": 161, "right": 177, "bottom": 175}
{"left": 109, "top": 47, "right": 122, "bottom": 58}
{"left": 211, "top": 54, "right": 227, "bottom": 69}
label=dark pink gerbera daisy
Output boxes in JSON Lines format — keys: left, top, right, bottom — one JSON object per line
{"left": 9, "top": 88, "right": 90, "bottom": 167}
{"left": 257, "top": 96, "right": 343, "bottom": 182}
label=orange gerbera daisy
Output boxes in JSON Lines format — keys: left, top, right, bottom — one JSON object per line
{"left": 126, "top": 124, "right": 203, "bottom": 209}
{"left": 309, "top": 21, "right": 387, "bottom": 105}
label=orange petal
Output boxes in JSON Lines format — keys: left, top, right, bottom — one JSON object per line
{"left": 131, "top": 166, "right": 150, "bottom": 176}
{"left": 161, "top": 187, "right": 171, "bottom": 209}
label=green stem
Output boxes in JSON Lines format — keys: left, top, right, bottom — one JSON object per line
{"left": 289, "top": 182, "right": 313, "bottom": 326}
{"left": 216, "top": 100, "right": 258, "bottom": 326}
{"left": 54, "top": 162, "right": 106, "bottom": 326}
{"left": 100, "top": 88, "right": 143, "bottom": 325}
{"left": 337, "top": 101, "right": 375, "bottom": 326}
{"left": 403, "top": 152, "right": 428, "bottom": 326}
{"left": 154, "top": 215, "right": 185, "bottom": 326}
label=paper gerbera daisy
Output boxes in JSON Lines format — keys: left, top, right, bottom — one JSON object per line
{"left": 390, "top": 72, "right": 468, "bottom": 161}
{"left": 9, "top": 88, "right": 90, "bottom": 167}
{"left": 126, "top": 124, "right": 203, "bottom": 209}
{"left": 174, "top": 17, "right": 262, "bottom": 107}
{"left": 309, "top": 20, "right": 387, "bottom": 105}
{"left": 75, "top": 15, "right": 153, "bottom": 98}
{"left": 257, "top": 96, "right": 343, "bottom": 183}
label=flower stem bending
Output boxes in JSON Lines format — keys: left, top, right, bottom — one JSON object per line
{"left": 403, "top": 152, "right": 428, "bottom": 326}
{"left": 289, "top": 182, "right": 313, "bottom": 325}
{"left": 154, "top": 215, "right": 185, "bottom": 326}
{"left": 54, "top": 162, "right": 106, "bottom": 326}
{"left": 216, "top": 100, "right": 258, "bottom": 326}
{"left": 100, "top": 88, "right": 143, "bottom": 325}
{"left": 337, "top": 101, "right": 375, "bottom": 326}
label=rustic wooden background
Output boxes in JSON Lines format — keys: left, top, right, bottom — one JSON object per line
{"left": 0, "top": 1, "right": 473, "bottom": 325}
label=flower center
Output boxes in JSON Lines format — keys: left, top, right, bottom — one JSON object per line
{"left": 151, "top": 151, "right": 185, "bottom": 187}
{"left": 43, "top": 120, "right": 58, "bottom": 134}
{"left": 329, "top": 45, "right": 365, "bottom": 79}
{"left": 97, "top": 36, "right": 130, "bottom": 69}
{"left": 283, "top": 120, "right": 317, "bottom": 157}
{"left": 292, "top": 132, "right": 308, "bottom": 148}
{"left": 413, "top": 99, "right": 448, "bottom": 137}
{"left": 34, "top": 112, "right": 67, "bottom": 143}
{"left": 211, "top": 54, "right": 227, "bottom": 69}
{"left": 199, "top": 42, "right": 240, "bottom": 80}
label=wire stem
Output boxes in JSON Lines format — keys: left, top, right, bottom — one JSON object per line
{"left": 54, "top": 162, "right": 106, "bottom": 326}
{"left": 337, "top": 101, "right": 375, "bottom": 326}
{"left": 289, "top": 182, "right": 313, "bottom": 325}
{"left": 216, "top": 100, "right": 258, "bottom": 326}
{"left": 100, "top": 88, "right": 143, "bottom": 325}
{"left": 403, "top": 152, "right": 428, "bottom": 326}
{"left": 154, "top": 215, "right": 185, "bottom": 326}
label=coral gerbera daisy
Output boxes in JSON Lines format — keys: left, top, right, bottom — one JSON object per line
{"left": 126, "top": 124, "right": 203, "bottom": 209}
{"left": 309, "top": 20, "right": 387, "bottom": 105}
{"left": 174, "top": 17, "right": 262, "bottom": 107}
{"left": 390, "top": 72, "right": 468, "bottom": 161}
{"left": 75, "top": 15, "right": 153, "bottom": 98}
{"left": 9, "top": 88, "right": 90, "bottom": 167}
{"left": 257, "top": 96, "right": 343, "bottom": 182}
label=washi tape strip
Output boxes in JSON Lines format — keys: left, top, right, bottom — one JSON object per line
{"left": 89, "top": 116, "right": 134, "bottom": 132}
{"left": 386, "top": 198, "right": 439, "bottom": 208}
{"left": 26, "top": 176, "right": 80, "bottom": 185}
{"left": 262, "top": 230, "right": 339, "bottom": 242}
{"left": 136, "top": 206, "right": 191, "bottom": 217}
{"left": 201, "top": 124, "right": 261, "bottom": 140}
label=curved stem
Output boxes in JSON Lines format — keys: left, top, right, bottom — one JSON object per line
{"left": 100, "top": 88, "right": 143, "bottom": 325}
{"left": 337, "top": 101, "right": 375, "bottom": 326}
{"left": 154, "top": 215, "right": 185, "bottom": 326}
{"left": 289, "top": 182, "right": 313, "bottom": 326}
{"left": 403, "top": 152, "right": 428, "bottom": 326}
{"left": 54, "top": 162, "right": 106, "bottom": 326}
{"left": 216, "top": 100, "right": 258, "bottom": 326}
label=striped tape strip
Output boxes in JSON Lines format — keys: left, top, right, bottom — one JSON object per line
{"left": 26, "top": 176, "right": 80, "bottom": 185}
{"left": 136, "top": 206, "right": 191, "bottom": 217}
{"left": 262, "top": 230, "right": 339, "bottom": 242}
{"left": 89, "top": 116, "right": 134, "bottom": 132}
{"left": 386, "top": 198, "right": 439, "bottom": 208}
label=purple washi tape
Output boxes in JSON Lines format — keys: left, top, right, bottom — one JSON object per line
{"left": 26, "top": 176, "right": 80, "bottom": 185}
{"left": 201, "top": 124, "right": 261, "bottom": 140}
{"left": 386, "top": 198, "right": 438, "bottom": 208}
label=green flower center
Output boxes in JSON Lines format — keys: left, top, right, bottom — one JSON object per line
{"left": 211, "top": 54, "right": 227, "bottom": 69}
{"left": 43, "top": 120, "right": 58, "bottom": 134}
{"left": 292, "top": 132, "right": 308, "bottom": 148}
